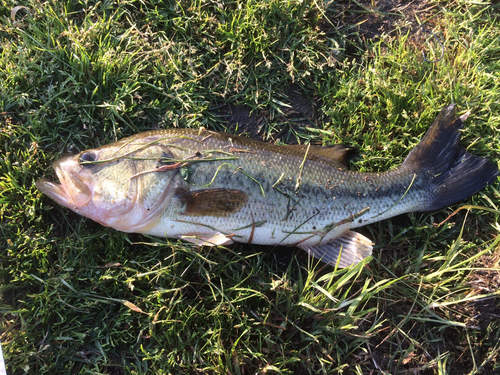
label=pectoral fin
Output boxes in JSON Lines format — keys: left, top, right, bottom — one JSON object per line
{"left": 177, "top": 188, "right": 248, "bottom": 216}
{"left": 298, "top": 230, "right": 373, "bottom": 267}
{"left": 181, "top": 232, "right": 234, "bottom": 247}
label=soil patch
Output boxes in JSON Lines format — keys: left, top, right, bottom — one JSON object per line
{"left": 330, "top": 0, "right": 439, "bottom": 41}
{"left": 213, "top": 84, "right": 316, "bottom": 144}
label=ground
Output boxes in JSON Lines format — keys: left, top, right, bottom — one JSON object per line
{"left": 1, "top": 0, "right": 500, "bottom": 374}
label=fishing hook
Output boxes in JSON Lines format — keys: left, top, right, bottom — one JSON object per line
{"left": 420, "top": 27, "right": 445, "bottom": 64}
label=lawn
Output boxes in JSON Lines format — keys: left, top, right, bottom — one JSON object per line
{"left": 1, "top": 0, "right": 500, "bottom": 373}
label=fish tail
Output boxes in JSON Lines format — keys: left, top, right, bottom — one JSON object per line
{"left": 403, "top": 104, "right": 498, "bottom": 211}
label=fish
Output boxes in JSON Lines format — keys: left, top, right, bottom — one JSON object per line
{"left": 36, "top": 104, "right": 498, "bottom": 267}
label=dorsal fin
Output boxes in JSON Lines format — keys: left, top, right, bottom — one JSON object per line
{"left": 292, "top": 144, "right": 356, "bottom": 169}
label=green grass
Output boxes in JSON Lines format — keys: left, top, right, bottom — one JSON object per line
{"left": 1, "top": 0, "right": 500, "bottom": 373}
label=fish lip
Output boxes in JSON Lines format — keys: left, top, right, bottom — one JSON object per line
{"left": 37, "top": 158, "right": 93, "bottom": 209}
{"left": 36, "top": 178, "right": 73, "bottom": 208}
{"left": 54, "top": 160, "right": 92, "bottom": 207}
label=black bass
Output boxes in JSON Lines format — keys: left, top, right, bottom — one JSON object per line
{"left": 37, "top": 104, "right": 498, "bottom": 267}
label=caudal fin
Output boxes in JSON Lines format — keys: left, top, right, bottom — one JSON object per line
{"left": 404, "top": 104, "right": 498, "bottom": 211}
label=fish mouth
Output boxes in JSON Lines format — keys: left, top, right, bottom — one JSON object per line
{"left": 36, "top": 159, "right": 92, "bottom": 209}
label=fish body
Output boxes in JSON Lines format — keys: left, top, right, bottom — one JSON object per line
{"left": 37, "top": 105, "right": 498, "bottom": 267}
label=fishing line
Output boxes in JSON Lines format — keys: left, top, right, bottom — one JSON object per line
{"left": 421, "top": 27, "right": 445, "bottom": 64}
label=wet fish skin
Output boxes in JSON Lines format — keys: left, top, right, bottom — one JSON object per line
{"left": 37, "top": 104, "right": 499, "bottom": 267}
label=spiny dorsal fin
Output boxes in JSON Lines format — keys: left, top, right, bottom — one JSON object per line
{"left": 298, "top": 230, "right": 373, "bottom": 268}
{"left": 292, "top": 144, "right": 356, "bottom": 168}
{"left": 177, "top": 188, "right": 248, "bottom": 217}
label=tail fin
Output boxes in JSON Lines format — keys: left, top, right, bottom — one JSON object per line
{"left": 403, "top": 104, "right": 498, "bottom": 211}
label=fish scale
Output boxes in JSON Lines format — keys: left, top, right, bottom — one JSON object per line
{"left": 152, "top": 134, "right": 423, "bottom": 244}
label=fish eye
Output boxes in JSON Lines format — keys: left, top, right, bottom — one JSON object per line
{"left": 79, "top": 151, "right": 98, "bottom": 165}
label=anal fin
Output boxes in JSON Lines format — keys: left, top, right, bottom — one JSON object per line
{"left": 181, "top": 232, "right": 234, "bottom": 247}
{"left": 298, "top": 230, "right": 373, "bottom": 268}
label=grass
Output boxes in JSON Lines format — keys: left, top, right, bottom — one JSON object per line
{"left": 1, "top": 0, "right": 500, "bottom": 373}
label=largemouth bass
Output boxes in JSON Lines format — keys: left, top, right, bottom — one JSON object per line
{"left": 37, "top": 104, "right": 498, "bottom": 267}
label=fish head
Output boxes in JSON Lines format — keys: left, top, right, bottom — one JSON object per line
{"left": 36, "top": 137, "right": 184, "bottom": 232}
